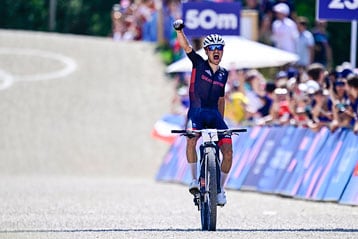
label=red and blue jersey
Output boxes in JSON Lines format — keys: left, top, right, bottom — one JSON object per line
{"left": 185, "top": 49, "right": 231, "bottom": 145}
{"left": 187, "top": 50, "right": 228, "bottom": 109}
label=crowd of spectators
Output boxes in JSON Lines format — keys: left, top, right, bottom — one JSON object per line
{"left": 111, "top": 1, "right": 180, "bottom": 41}
{"left": 110, "top": 0, "right": 333, "bottom": 67}
{"left": 110, "top": 0, "right": 358, "bottom": 133}
{"left": 172, "top": 62, "right": 358, "bottom": 133}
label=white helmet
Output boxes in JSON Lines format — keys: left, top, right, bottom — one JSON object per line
{"left": 203, "top": 34, "right": 225, "bottom": 48}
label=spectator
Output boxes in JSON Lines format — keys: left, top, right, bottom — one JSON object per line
{"left": 244, "top": 70, "right": 266, "bottom": 121}
{"left": 111, "top": 4, "right": 138, "bottom": 41}
{"left": 309, "top": 88, "right": 333, "bottom": 130}
{"left": 275, "top": 70, "right": 289, "bottom": 88}
{"left": 296, "top": 16, "right": 314, "bottom": 68}
{"left": 271, "top": 3, "right": 299, "bottom": 54}
{"left": 330, "top": 78, "right": 352, "bottom": 132}
{"left": 225, "top": 80, "right": 249, "bottom": 124}
{"left": 142, "top": 0, "right": 181, "bottom": 43}
{"left": 171, "top": 73, "right": 190, "bottom": 115}
{"left": 306, "top": 63, "right": 326, "bottom": 88}
{"left": 312, "top": 20, "right": 333, "bottom": 69}
{"left": 284, "top": 71, "right": 309, "bottom": 126}
{"left": 346, "top": 74, "right": 358, "bottom": 134}
{"left": 269, "top": 87, "right": 292, "bottom": 125}
{"left": 255, "top": 82, "right": 274, "bottom": 125}
{"left": 261, "top": 0, "right": 295, "bottom": 20}
{"left": 136, "top": 0, "right": 156, "bottom": 40}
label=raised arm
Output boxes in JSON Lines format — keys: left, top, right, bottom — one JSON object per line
{"left": 173, "top": 19, "right": 193, "bottom": 54}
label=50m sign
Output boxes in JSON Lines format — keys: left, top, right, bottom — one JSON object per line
{"left": 317, "top": 0, "right": 358, "bottom": 21}
{"left": 182, "top": 2, "right": 241, "bottom": 37}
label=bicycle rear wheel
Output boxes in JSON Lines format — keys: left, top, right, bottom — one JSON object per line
{"left": 200, "top": 148, "right": 217, "bottom": 231}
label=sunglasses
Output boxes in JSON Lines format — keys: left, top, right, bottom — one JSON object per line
{"left": 207, "top": 44, "right": 224, "bottom": 51}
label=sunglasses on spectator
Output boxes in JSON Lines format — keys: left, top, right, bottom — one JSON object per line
{"left": 207, "top": 44, "right": 224, "bottom": 51}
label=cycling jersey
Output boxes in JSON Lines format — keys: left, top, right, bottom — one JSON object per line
{"left": 186, "top": 49, "right": 231, "bottom": 145}
{"left": 187, "top": 50, "right": 228, "bottom": 109}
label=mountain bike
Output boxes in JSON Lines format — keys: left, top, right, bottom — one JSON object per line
{"left": 171, "top": 128, "right": 247, "bottom": 231}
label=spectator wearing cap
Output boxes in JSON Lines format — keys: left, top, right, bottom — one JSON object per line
{"left": 275, "top": 70, "right": 289, "bottom": 88}
{"left": 330, "top": 78, "right": 352, "bottom": 132}
{"left": 269, "top": 86, "right": 292, "bottom": 125}
{"left": 296, "top": 16, "right": 314, "bottom": 68}
{"left": 346, "top": 74, "right": 358, "bottom": 134}
{"left": 336, "top": 62, "right": 355, "bottom": 80}
{"left": 306, "top": 63, "right": 326, "bottom": 89}
{"left": 309, "top": 88, "right": 333, "bottom": 130}
{"left": 271, "top": 2, "right": 299, "bottom": 54}
{"left": 261, "top": 0, "right": 295, "bottom": 20}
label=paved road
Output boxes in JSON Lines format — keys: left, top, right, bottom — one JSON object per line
{"left": 0, "top": 176, "right": 357, "bottom": 239}
{"left": 0, "top": 30, "right": 357, "bottom": 239}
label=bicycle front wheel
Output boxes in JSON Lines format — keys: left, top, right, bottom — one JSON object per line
{"left": 200, "top": 148, "right": 217, "bottom": 231}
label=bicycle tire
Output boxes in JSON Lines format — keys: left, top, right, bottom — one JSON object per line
{"left": 207, "top": 149, "right": 218, "bottom": 231}
{"left": 200, "top": 148, "right": 217, "bottom": 231}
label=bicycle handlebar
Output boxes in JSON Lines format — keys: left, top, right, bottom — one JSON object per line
{"left": 171, "top": 128, "right": 247, "bottom": 136}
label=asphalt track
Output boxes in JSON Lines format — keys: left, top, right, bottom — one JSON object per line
{"left": 0, "top": 30, "right": 357, "bottom": 239}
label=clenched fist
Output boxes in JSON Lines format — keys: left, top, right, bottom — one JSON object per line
{"left": 173, "top": 19, "right": 185, "bottom": 31}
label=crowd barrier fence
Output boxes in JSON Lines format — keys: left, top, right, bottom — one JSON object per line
{"left": 156, "top": 126, "right": 358, "bottom": 206}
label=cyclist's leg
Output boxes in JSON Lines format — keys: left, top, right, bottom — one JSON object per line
{"left": 208, "top": 109, "right": 232, "bottom": 205}
{"left": 219, "top": 141, "right": 233, "bottom": 188}
{"left": 186, "top": 108, "right": 202, "bottom": 193}
{"left": 213, "top": 110, "right": 233, "bottom": 189}
{"left": 186, "top": 136, "right": 199, "bottom": 177}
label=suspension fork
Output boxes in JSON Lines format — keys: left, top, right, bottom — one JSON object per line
{"left": 199, "top": 143, "right": 221, "bottom": 198}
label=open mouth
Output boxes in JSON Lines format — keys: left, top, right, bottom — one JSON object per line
{"left": 213, "top": 54, "right": 220, "bottom": 60}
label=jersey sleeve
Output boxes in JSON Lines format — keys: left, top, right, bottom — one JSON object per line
{"left": 220, "top": 68, "right": 229, "bottom": 97}
{"left": 187, "top": 49, "right": 205, "bottom": 68}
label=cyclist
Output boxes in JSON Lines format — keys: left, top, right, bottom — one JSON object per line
{"left": 173, "top": 19, "right": 233, "bottom": 206}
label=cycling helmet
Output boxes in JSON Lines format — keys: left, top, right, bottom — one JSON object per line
{"left": 203, "top": 34, "right": 225, "bottom": 48}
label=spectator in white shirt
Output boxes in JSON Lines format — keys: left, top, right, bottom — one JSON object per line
{"left": 271, "top": 3, "right": 299, "bottom": 54}
{"left": 296, "top": 16, "right": 314, "bottom": 68}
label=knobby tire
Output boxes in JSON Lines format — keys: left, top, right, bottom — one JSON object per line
{"left": 200, "top": 148, "right": 217, "bottom": 231}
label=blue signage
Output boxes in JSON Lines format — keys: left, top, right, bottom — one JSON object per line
{"left": 182, "top": 2, "right": 241, "bottom": 37}
{"left": 317, "top": 0, "right": 358, "bottom": 21}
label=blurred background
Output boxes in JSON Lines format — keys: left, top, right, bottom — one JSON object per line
{"left": 0, "top": 0, "right": 353, "bottom": 67}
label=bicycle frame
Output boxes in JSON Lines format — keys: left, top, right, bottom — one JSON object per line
{"left": 198, "top": 129, "right": 222, "bottom": 200}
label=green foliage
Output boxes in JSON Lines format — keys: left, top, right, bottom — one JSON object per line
{"left": 0, "top": 0, "right": 48, "bottom": 30}
{"left": 0, "top": 0, "right": 115, "bottom": 36}
{"left": 327, "top": 22, "right": 352, "bottom": 65}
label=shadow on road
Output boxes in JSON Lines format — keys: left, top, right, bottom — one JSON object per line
{"left": 1, "top": 228, "right": 357, "bottom": 233}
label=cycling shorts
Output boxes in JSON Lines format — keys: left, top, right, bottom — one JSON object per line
{"left": 186, "top": 108, "right": 232, "bottom": 146}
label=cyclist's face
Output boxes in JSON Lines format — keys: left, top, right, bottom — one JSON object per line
{"left": 205, "top": 45, "right": 224, "bottom": 65}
